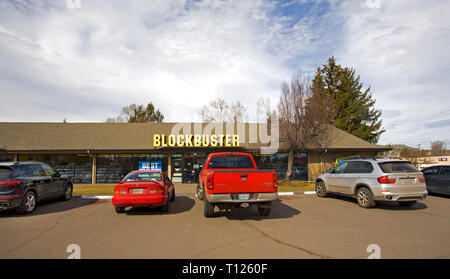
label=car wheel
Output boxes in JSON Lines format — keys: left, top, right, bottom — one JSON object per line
{"left": 204, "top": 198, "right": 214, "bottom": 218}
{"left": 398, "top": 201, "right": 417, "bottom": 207}
{"left": 257, "top": 206, "right": 271, "bottom": 216}
{"left": 170, "top": 188, "right": 175, "bottom": 201}
{"left": 61, "top": 184, "right": 73, "bottom": 201}
{"left": 16, "top": 191, "right": 37, "bottom": 214}
{"left": 356, "top": 187, "right": 376, "bottom": 208}
{"left": 115, "top": 207, "right": 126, "bottom": 214}
{"left": 315, "top": 181, "right": 328, "bottom": 197}
{"left": 196, "top": 184, "right": 204, "bottom": 200}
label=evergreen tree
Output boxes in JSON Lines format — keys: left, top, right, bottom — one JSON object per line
{"left": 128, "top": 102, "right": 164, "bottom": 123}
{"left": 312, "top": 57, "right": 385, "bottom": 144}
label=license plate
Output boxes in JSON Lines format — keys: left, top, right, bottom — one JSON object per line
{"left": 238, "top": 194, "right": 250, "bottom": 200}
{"left": 132, "top": 188, "right": 144, "bottom": 194}
{"left": 401, "top": 179, "right": 415, "bottom": 184}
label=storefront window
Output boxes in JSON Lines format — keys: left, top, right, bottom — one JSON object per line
{"left": 253, "top": 153, "right": 307, "bottom": 180}
{"left": 54, "top": 154, "right": 92, "bottom": 184}
{"left": 96, "top": 154, "right": 168, "bottom": 184}
{"left": 0, "top": 154, "right": 14, "bottom": 162}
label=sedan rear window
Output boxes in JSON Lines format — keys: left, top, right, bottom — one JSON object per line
{"left": 123, "top": 172, "right": 162, "bottom": 182}
{"left": 378, "top": 162, "right": 419, "bottom": 173}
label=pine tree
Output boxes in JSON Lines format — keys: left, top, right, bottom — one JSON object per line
{"left": 312, "top": 57, "right": 385, "bottom": 144}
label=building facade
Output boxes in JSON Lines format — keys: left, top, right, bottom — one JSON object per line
{"left": 0, "top": 122, "right": 389, "bottom": 184}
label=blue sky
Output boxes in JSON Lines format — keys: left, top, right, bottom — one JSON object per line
{"left": 0, "top": 0, "right": 449, "bottom": 149}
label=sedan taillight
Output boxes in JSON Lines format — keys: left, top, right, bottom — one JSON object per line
{"left": 377, "top": 176, "right": 396, "bottom": 184}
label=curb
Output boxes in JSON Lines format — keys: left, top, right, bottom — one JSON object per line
{"left": 79, "top": 192, "right": 316, "bottom": 199}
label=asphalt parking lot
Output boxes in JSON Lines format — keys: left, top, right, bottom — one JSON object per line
{"left": 1, "top": 186, "right": 449, "bottom": 259}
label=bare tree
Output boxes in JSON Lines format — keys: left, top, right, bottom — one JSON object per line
{"left": 200, "top": 98, "right": 230, "bottom": 123}
{"left": 257, "top": 97, "right": 271, "bottom": 123}
{"left": 431, "top": 141, "right": 447, "bottom": 156}
{"left": 278, "top": 74, "right": 333, "bottom": 182}
{"left": 228, "top": 101, "right": 247, "bottom": 123}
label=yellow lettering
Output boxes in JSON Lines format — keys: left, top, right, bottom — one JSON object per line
{"left": 168, "top": 135, "right": 176, "bottom": 147}
{"left": 194, "top": 134, "right": 202, "bottom": 147}
{"left": 225, "top": 135, "right": 231, "bottom": 147}
{"left": 210, "top": 135, "right": 217, "bottom": 146}
{"left": 153, "top": 134, "right": 161, "bottom": 147}
{"left": 177, "top": 135, "right": 185, "bottom": 147}
{"left": 202, "top": 135, "right": 210, "bottom": 146}
{"left": 185, "top": 135, "right": 193, "bottom": 147}
{"left": 233, "top": 134, "right": 239, "bottom": 146}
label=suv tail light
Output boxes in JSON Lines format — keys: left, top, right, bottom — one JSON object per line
{"left": 273, "top": 172, "right": 278, "bottom": 191}
{"left": 377, "top": 176, "right": 396, "bottom": 184}
{"left": 419, "top": 175, "right": 425, "bottom": 183}
{"left": 207, "top": 173, "right": 214, "bottom": 190}
{"left": 0, "top": 180, "right": 21, "bottom": 186}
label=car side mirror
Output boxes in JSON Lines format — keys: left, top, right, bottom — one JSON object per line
{"left": 53, "top": 171, "right": 61, "bottom": 178}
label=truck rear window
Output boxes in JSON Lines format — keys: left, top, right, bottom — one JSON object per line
{"left": 378, "top": 162, "right": 419, "bottom": 173}
{"left": 208, "top": 155, "right": 255, "bottom": 169}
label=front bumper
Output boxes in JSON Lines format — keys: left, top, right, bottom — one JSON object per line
{"left": 112, "top": 194, "right": 166, "bottom": 207}
{"left": 207, "top": 192, "right": 278, "bottom": 203}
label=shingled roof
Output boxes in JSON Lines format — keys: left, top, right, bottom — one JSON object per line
{"left": 0, "top": 122, "right": 389, "bottom": 153}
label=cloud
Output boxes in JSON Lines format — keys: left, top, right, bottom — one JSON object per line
{"left": 335, "top": 0, "right": 450, "bottom": 145}
{"left": 424, "top": 119, "right": 450, "bottom": 129}
{"left": 0, "top": 0, "right": 449, "bottom": 147}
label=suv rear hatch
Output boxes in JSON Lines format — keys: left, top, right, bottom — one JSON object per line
{"left": 378, "top": 161, "right": 425, "bottom": 193}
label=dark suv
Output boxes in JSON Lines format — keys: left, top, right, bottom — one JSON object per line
{"left": 0, "top": 161, "right": 73, "bottom": 214}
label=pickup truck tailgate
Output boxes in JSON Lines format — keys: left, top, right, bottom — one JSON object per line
{"left": 211, "top": 170, "right": 275, "bottom": 194}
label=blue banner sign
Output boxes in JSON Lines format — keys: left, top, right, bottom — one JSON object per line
{"left": 139, "top": 161, "right": 162, "bottom": 171}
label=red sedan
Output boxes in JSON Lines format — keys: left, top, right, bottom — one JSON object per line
{"left": 112, "top": 170, "right": 175, "bottom": 213}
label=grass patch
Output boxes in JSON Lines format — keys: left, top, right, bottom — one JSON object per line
{"left": 73, "top": 185, "right": 115, "bottom": 196}
{"left": 278, "top": 180, "right": 315, "bottom": 192}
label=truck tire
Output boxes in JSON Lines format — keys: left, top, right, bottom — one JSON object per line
{"left": 204, "top": 198, "right": 214, "bottom": 218}
{"left": 257, "top": 206, "right": 271, "bottom": 216}
{"left": 115, "top": 207, "right": 126, "bottom": 214}
{"left": 356, "top": 187, "right": 376, "bottom": 208}
{"left": 196, "top": 184, "right": 204, "bottom": 200}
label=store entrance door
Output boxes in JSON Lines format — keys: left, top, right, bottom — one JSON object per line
{"left": 171, "top": 153, "right": 206, "bottom": 183}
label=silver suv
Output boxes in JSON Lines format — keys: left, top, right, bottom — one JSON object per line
{"left": 315, "top": 159, "right": 428, "bottom": 208}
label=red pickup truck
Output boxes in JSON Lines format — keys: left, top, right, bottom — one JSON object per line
{"left": 196, "top": 152, "right": 278, "bottom": 217}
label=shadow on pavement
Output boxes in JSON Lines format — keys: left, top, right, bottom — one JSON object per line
{"left": 0, "top": 196, "right": 98, "bottom": 218}
{"left": 125, "top": 195, "right": 195, "bottom": 216}
{"left": 428, "top": 192, "right": 450, "bottom": 199}
{"left": 327, "top": 194, "right": 428, "bottom": 210}
{"left": 213, "top": 199, "right": 301, "bottom": 220}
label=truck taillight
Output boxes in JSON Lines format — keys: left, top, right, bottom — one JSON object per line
{"left": 273, "top": 172, "right": 278, "bottom": 190}
{"left": 377, "top": 176, "right": 396, "bottom": 184}
{"left": 207, "top": 173, "right": 214, "bottom": 190}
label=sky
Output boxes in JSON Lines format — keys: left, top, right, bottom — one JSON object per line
{"left": 0, "top": 0, "right": 449, "bottom": 148}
